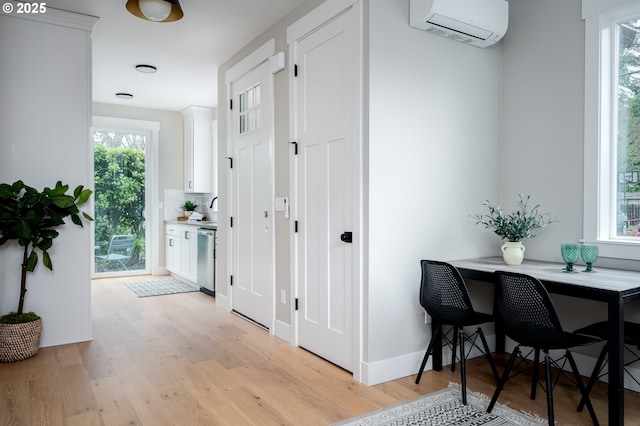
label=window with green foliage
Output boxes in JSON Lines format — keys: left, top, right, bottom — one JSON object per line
{"left": 93, "top": 131, "right": 147, "bottom": 272}
{"left": 584, "top": 1, "right": 640, "bottom": 260}
{"left": 616, "top": 16, "right": 640, "bottom": 237}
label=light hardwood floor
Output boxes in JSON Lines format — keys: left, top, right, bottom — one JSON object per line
{"left": 1, "top": 275, "right": 639, "bottom": 425}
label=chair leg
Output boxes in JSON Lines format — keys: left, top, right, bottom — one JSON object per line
{"left": 566, "top": 350, "right": 599, "bottom": 425}
{"left": 459, "top": 327, "right": 467, "bottom": 405}
{"left": 530, "top": 348, "right": 540, "bottom": 400}
{"left": 451, "top": 326, "right": 458, "bottom": 372}
{"left": 543, "top": 351, "right": 554, "bottom": 425}
{"left": 488, "top": 346, "right": 520, "bottom": 413}
{"left": 477, "top": 326, "right": 500, "bottom": 383}
{"left": 579, "top": 344, "right": 607, "bottom": 412}
{"left": 415, "top": 326, "right": 442, "bottom": 384}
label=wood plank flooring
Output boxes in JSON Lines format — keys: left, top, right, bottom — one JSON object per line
{"left": 1, "top": 275, "right": 639, "bottom": 425}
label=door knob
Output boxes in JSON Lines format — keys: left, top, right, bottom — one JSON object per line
{"left": 340, "top": 231, "right": 353, "bottom": 243}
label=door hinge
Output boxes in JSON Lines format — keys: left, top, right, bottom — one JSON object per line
{"left": 230, "top": 275, "right": 233, "bottom": 286}
{"left": 226, "top": 156, "right": 233, "bottom": 168}
{"left": 229, "top": 99, "right": 233, "bottom": 110}
{"left": 294, "top": 64, "right": 298, "bottom": 77}
{"left": 294, "top": 220, "right": 298, "bottom": 233}
{"left": 295, "top": 298, "right": 299, "bottom": 311}
{"left": 230, "top": 217, "right": 233, "bottom": 228}
{"left": 289, "top": 141, "right": 298, "bottom": 155}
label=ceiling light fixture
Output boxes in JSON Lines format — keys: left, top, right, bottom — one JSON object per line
{"left": 116, "top": 93, "right": 134, "bottom": 99}
{"left": 126, "top": 0, "right": 183, "bottom": 23}
{"left": 135, "top": 64, "right": 157, "bottom": 73}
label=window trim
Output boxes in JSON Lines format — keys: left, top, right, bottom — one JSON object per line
{"left": 584, "top": 1, "right": 640, "bottom": 260}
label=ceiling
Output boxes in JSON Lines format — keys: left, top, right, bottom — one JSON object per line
{"left": 45, "top": 0, "right": 307, "bottom": 111}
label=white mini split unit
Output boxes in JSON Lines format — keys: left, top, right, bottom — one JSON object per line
{"left": 409, "top": 0, "right": 509, "bottom": 48}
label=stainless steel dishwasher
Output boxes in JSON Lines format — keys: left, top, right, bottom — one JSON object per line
{"left": 197, "top": 227, "right": 216, "bottom": 296}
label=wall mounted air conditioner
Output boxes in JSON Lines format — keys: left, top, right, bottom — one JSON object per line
{"left": 409, "top": 0, "right": 509, "bottom": 48}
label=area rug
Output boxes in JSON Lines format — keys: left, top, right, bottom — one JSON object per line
{"left": 334, "top": 383, "right": 546, "bottom": 426}
{"left": 123, "top": 278, "right": 198, "bottom": 297}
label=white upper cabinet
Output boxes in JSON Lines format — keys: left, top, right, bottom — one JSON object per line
{"left": 182, "top": 106, "right": 213, "bottom": 193}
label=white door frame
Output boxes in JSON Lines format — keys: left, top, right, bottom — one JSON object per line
{"left": 222, "top": 39, "right": 277, "bottom": 332}
{"left": 287, "top": 0, "right": 363, "bottom": 382}
{"left": 91, "top": 116, "right": 160, "bottom": 278}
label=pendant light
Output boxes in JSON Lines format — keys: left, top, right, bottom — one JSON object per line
{"left": 126, "top": 0, "right": 183, "bottom": 22}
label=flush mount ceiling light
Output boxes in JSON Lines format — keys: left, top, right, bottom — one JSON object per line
{"left": 135, "top": 64, "right": 157, "bottom": 73}
{"left": 116, "top": 93, "right": 133, "bottom": 99}
{"left": 126, "top": 0, "right": 183, "bottom": 23}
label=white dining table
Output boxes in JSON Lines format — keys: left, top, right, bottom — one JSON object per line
{"left": 448, "top": 257, "right": 640, "bottom": 425}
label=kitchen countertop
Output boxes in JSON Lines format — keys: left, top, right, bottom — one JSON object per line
{"left": 165, "top": 220, "right": 217, "bottom": 229}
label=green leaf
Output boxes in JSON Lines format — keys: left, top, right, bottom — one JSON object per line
{"left": 50, "top": 195, "right": 75, "bottom": 209}
{"left": 15, "top": 220, "right": 31, "bottom": 240}
{"left": 77, "top": 189, "right": 92, "bottom": 205}
{"left": 43, "top": 251, "right": 52, "bottom": 270}
{"left": 26, "top": 251, "right": 38, "bottom": 272}
{"left": 38, "top": 238, "right": 53, "bottom": 251}
{"left": 71, "top": 214, "right": 82, "bottom": 226}
{"left": 40, "top": 229, "right": 59, "bottom": 239}
{"left": 83, "top": 212, "right": 94, "bottom": 221}
{"left": 11, "top": 180, "right": 25, "bottom": 192}
{"left": 0, "top": 184, "right": 13, "bottom": 198}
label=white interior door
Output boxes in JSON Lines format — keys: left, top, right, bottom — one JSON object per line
{"left": 229, "top": 60, "right": 274, "bottom": 329}
{"left": 292, "top": 7, "right": 359, "bottom": 371}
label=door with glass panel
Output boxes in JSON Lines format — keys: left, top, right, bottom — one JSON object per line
{"left": 229, "top": 59, "right": 274, "bottom": 329}
{"left": 92, "top": 128, "right": 150, "bottom": 276}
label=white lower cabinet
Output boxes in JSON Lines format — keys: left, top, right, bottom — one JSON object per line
{"left": 181, "top": 227, "right": 198, "bottom": 283}
{"left": 165, "top": 224, "right": 197, "bottom": 284}
{"left": 165, "top": 225, "right": 182, "bottom": 275}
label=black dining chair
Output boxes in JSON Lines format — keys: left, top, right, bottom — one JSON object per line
{"left": 415, "top": 260, "right": 500, "bottom": 405}
{"left": 487, "top": 271, "right": 602, "bottom": 425}
{"left": 573, "top": 320, "right": 640, "bottom": 412}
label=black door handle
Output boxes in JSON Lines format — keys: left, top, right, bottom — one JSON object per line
{"left": 340, "top": 231, "right": 353, "bottom": 243}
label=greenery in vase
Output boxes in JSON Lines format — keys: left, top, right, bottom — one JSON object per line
{"left": 181, "top": 200, "right": 197, "bottom": 212}
{"left": 0, "top": 180, "right": 93, "bottom": 323}
{"left": 471, "top": 194, "right": 555, "bottom": 242}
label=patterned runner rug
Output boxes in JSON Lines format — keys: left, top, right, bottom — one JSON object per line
{"left": 123, "top": 278, "right": 198, "bottom": 297}
{"left": 334, "top": 383, "right": 546, "bottom": 426}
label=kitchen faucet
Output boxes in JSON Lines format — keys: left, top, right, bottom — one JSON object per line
{"left": 209, "top": 196, "right": 218, "bottom": 209}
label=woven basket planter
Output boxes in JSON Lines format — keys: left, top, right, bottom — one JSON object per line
{"left": 0, "top": 318, "right": 42, "bottom": 362}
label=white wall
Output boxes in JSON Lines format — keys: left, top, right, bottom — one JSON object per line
{"left": 0, "top": 11, "right": 97, "bottom": 347}
{"left": 365, "top": 0, "right": 502, "bottom": 375}
{"left": 501, "top": 0, "right": 586, "bottom": 263}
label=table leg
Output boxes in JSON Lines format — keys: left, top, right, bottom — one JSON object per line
{"left": 607, "top": 300, "right": 624, "bottom": 425}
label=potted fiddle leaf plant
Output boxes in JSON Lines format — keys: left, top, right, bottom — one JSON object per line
{"left": 0, "top": 180, "right": 93, "bottom": 362}
{"left": 471, "top": 194, "right": 555, "bottom": 266}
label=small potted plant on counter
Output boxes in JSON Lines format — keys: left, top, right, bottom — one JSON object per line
{"left": 471, "top": 194, "right": 555, "bottom": 265}
{"left": 0, "top": 180, "right": 93, "bottom": 362}
{"left": 181, "top": 200, "right": 198, "bottom": 218}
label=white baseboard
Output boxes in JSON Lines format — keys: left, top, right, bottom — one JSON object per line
{"left": 273, "top": 319, "right": 292, "bottom": 343}
{"left": 357, "top": 335, "right": 640, "bottom": 393}
{"left": 215, "top": 293, "right": 231, "bottom": 311}
{"left": 360, "top": 335, "right": 496, "bottom": 386}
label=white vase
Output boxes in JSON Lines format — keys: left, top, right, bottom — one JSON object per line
{"left": 501, "top": 241, "right": 525, "bottom": 265}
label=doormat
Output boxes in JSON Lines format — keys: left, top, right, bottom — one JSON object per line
{"left": 334, "top": 383, "right": 547, "bottom": 426}
{"left": 123, "top": 278, "right": 198, "bottom": 298}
